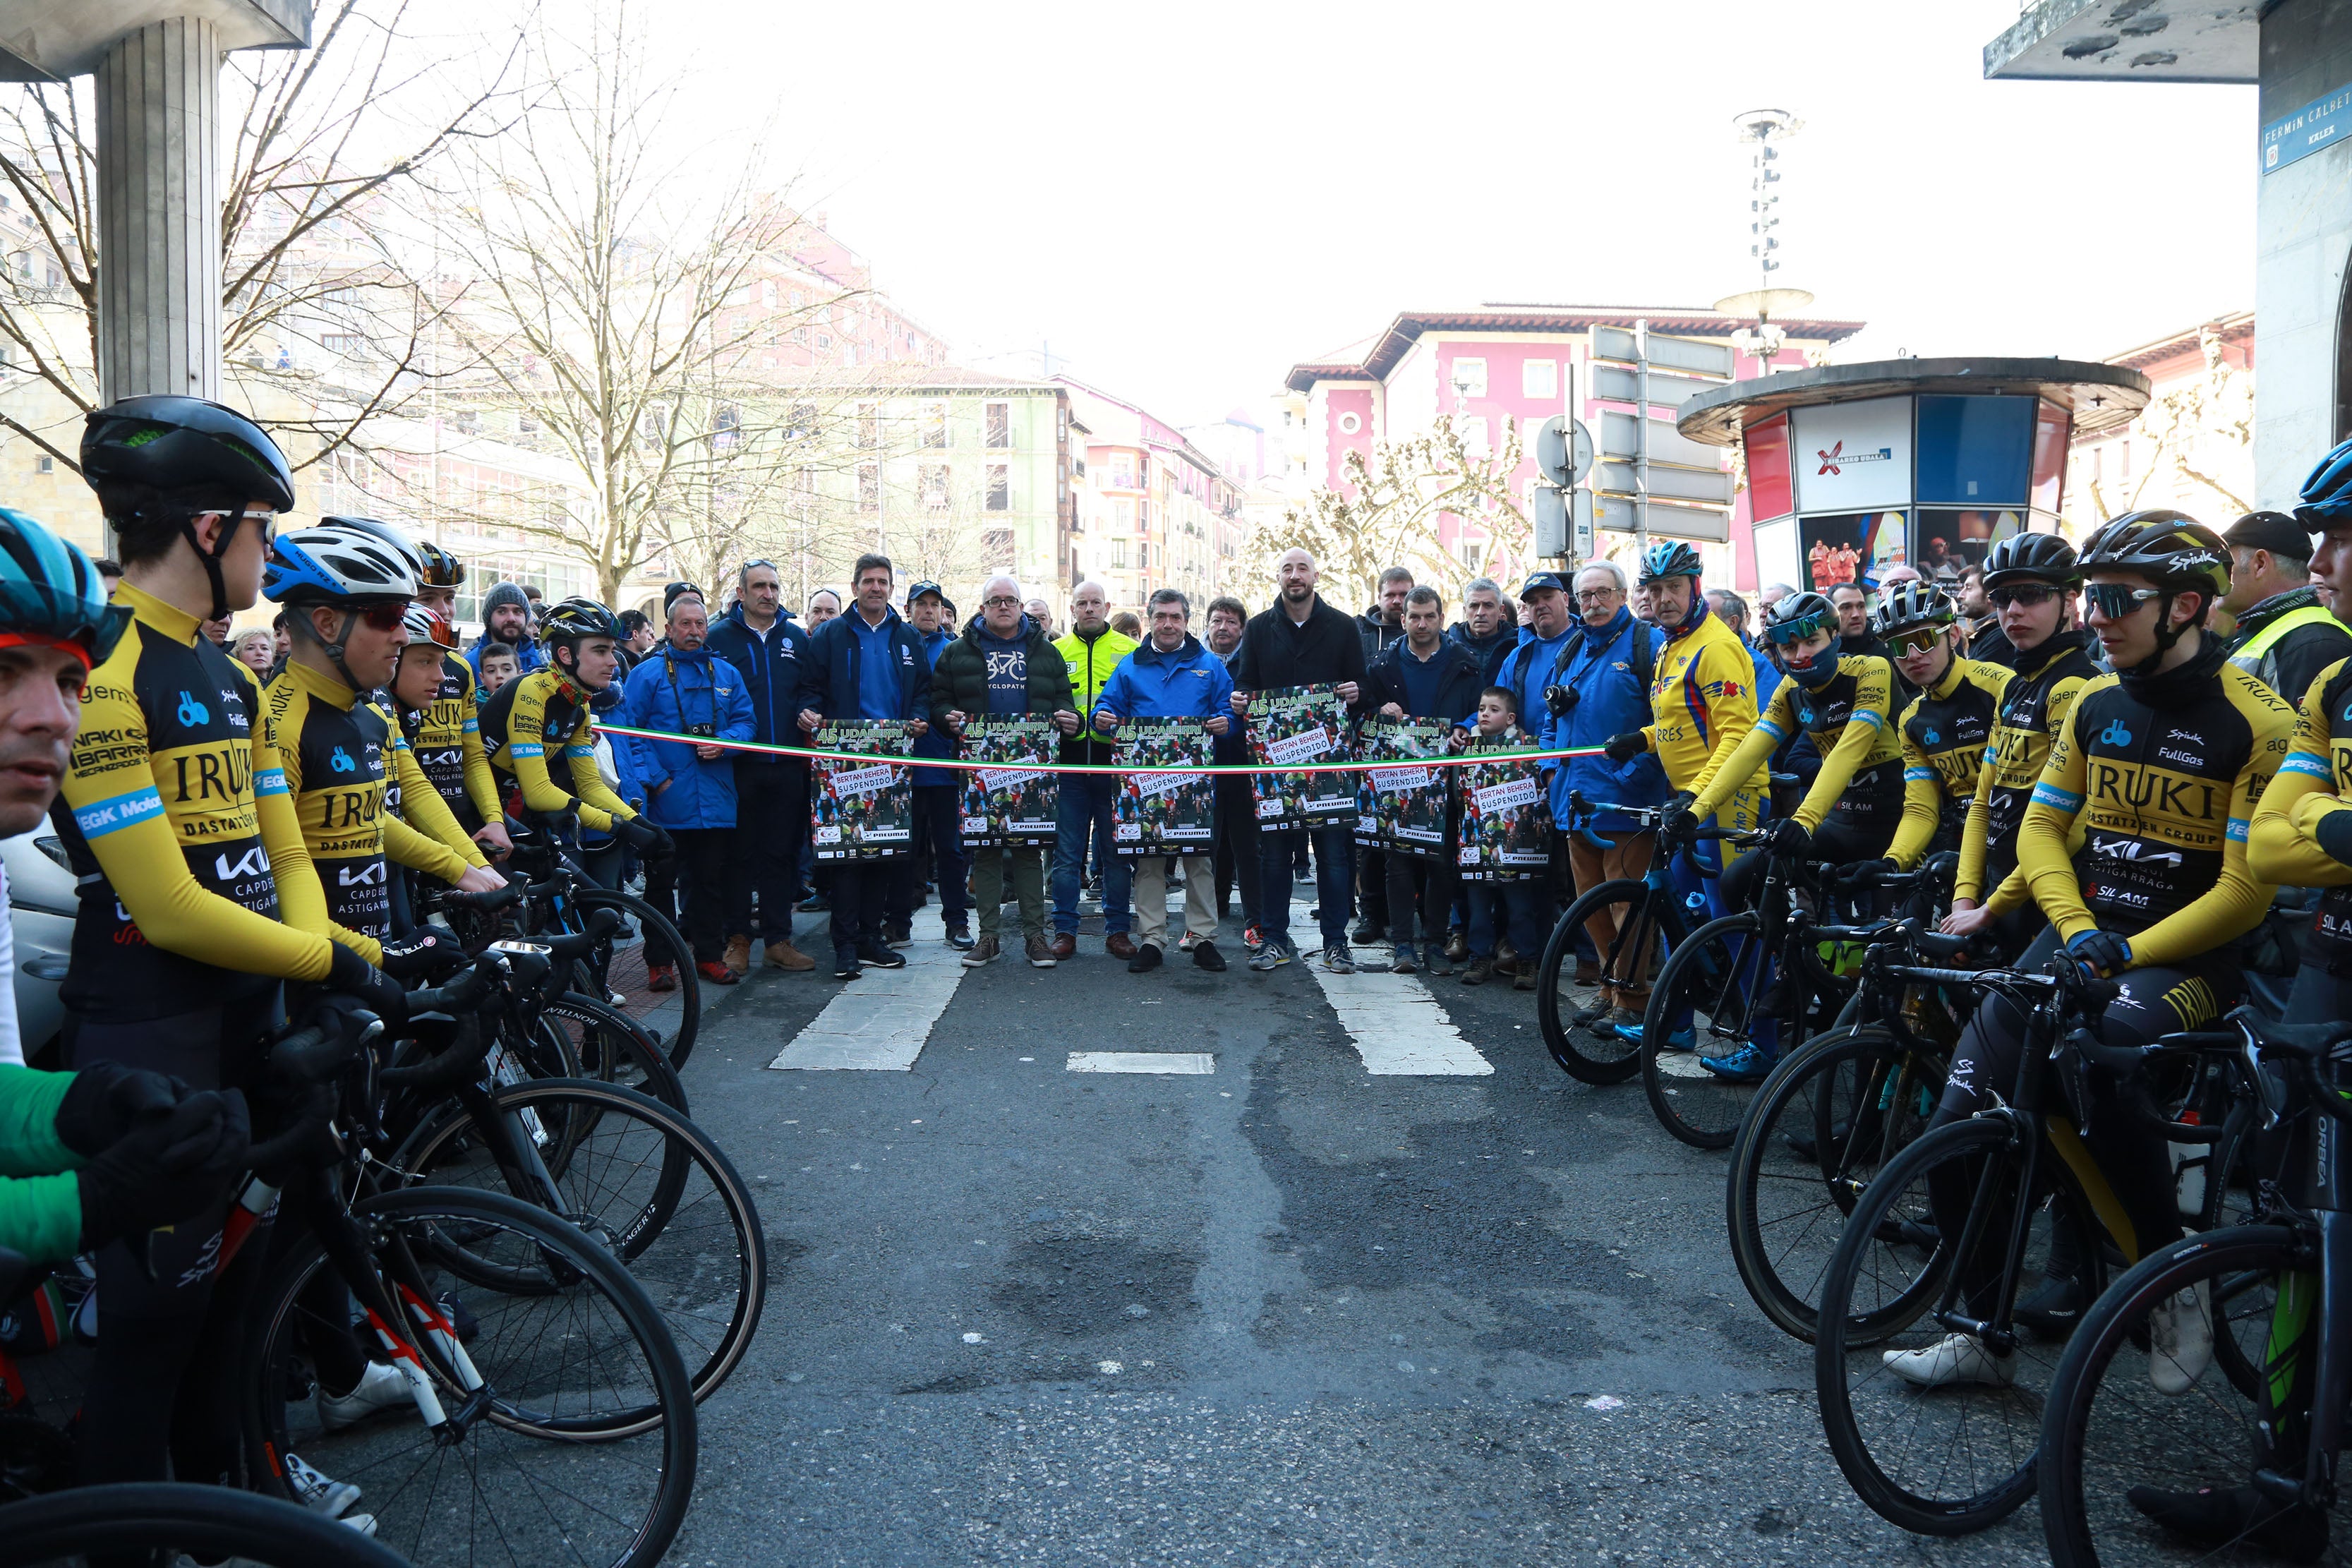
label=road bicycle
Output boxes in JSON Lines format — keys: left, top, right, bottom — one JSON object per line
{"left": 0, "top": 1480, "right": 411, "bottom": 1567}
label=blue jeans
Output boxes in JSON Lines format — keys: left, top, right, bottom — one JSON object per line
{"left": 1466, "top": 879, "right": 1544, "bottom": 959}
{"left": 1052, "top": 775, "right": 1131, "bottom": 935}
{"left": 1258, "top": 822, "right": 1353, "bottom": 951}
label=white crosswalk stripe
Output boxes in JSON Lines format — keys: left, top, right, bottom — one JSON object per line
{"left": 1285, "top": 889, "right": 1495, "bottom": 1075}
{"left": 1067, "top": 1051, "right": 1216, "bottom": 1074}
{"left": 768, "top": 905, "right": 965, "bottom": 1071}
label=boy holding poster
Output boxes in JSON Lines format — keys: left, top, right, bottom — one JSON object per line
{"left": 1459, "top": 687, "right": 1548, "bottom": 990}
{"left": 1094, "top": 589, "right": 1235, "bottom": 972}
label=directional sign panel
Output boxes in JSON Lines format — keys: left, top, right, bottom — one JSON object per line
{"left": 1589, "top": 365, "right": 1727, "bottom": 409}
{"left": 1591, "top": 326, "right": 1735, "bottom": 378}
{"left": 1598, "top": 410, "right": 1725, "bottom": 471}
{"left": 1592, "top": 461, "right": 1734, "bottom": 505}
{"left": 1593, "top": 493, "right": 1730, "bottom": 543}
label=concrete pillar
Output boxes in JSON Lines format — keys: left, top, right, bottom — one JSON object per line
{"left": 94, "top": 18, "right": 222, "bottom": 403}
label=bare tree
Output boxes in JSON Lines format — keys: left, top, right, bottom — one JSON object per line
{"left": 0, "top": 0, "right": 521, "bottom": 471}
{"left": 2070, "top": 326, "right": 2255, "bottom": 530}
{"left": 1268, "top": 414, "right": 1531, "bottom": 607}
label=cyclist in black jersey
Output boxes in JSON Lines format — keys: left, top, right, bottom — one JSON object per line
{"left": 477, "top": 598, "right": 665, "bottom": 858}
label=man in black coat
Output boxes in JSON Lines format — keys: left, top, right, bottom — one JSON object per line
{"left": 1231, "top": 548, "right": 1368, "bottom": 972}
{"left": 1366, "top": 586, "right": 1482, "bottom": 974}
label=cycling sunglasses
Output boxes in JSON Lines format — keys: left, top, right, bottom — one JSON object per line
{"left": 348, "top": 599, "right": 411, "bottom": 632}
{"left": 2082, "top": 582, "right": 2162, "bottom": 620}
{"left": 1988, "top": 584, "right": 2063, "bottom": 610}
{"left": 1763, "top": 610, "right": 1832, "bottom": 646}
{"left": 1886, "top": 625, "right": 1947, "bottom": 655}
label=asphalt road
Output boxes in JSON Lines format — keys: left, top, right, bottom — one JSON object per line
{"left": 658, "top": 891, "right": 2052, "bottom": 1567}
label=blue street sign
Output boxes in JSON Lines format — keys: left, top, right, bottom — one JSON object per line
{"left": 2263, "top": 83, "right": 2352, "bottom": 175}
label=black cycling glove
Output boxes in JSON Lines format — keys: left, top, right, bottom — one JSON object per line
{"left": 2065, "top": 927, "right": 2134, "bottom": 979}
{"left": 1770, "top": 816, "right": 1811, "bottom": 857}
{"left": 613, "top": 816, "right": 673, "bottom": 857}
{"left": 326, "top": 943, "right": 409, "bottom": 1025}
{"left": 378, "top": 925, "right": 464, "bottom": 982}
{"left": 1838, "top": 858, "right": 1899, "bottom": 888}
{"left": 1657, "top": 790, "right": 1698, "bottom": 845}
{"left": 75, "top": 1090, "right": 251, "bottom": 1253}
{"left": 1602, "top": 731, "right": 1648, "bottom": 765}
{"left": 53, "top": 1060, "right": 191, "bottom": 1159}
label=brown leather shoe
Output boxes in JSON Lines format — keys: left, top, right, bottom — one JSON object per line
{"left": 765, "top": 940, "right": 815, "bottom": 972}
{"left": 1050, "top": 932, "right": 1076, "bottom": 960}
{"left": 1105, "top": 932, "right": 1138, "bottom": 960}
{"left": 723, "top": 934, "right": 752, "bottom": 976}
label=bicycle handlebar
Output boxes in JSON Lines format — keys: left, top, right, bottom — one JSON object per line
{"left": 434, "top": 881, "right": 523, "bottom": 913}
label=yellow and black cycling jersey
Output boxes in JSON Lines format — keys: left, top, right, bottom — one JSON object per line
{"left": 1889, "top": 656, "right": 2012, "bottom": 868}
{"left": 397, "top": 652, "right": 502, "bottom": 830}
{"left": 477, "top": 665, "right": 635, "bottom": 833}
{"left": 1956, "top": 628, "right": 2100, "bottom": 912}
{"left": 1640, "top": 606, "right": 1766, "bottom": 807}
{"left": 1694, "top": 653, "right": 1903, "bottom": 833}
{"left": 2250, "top": 658, "right": 2352, "bottom": 962}
{"left": 372, "top": 697, "right": 488, "bottom": 875}
{"left": 263, "top": 661, "right": 480, "bottom": 962}
{"left": 2020, "top": 658, "right": 2292, "bottom": 966}
{"left": 51, "top": 580, "right": 336, "bottom": 1020}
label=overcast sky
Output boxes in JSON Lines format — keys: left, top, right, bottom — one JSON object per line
{"left": 638, "top": 1, "right": 2255, "bottom": 426}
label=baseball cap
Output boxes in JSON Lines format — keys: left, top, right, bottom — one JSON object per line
{"left": 905, "top": 579, "right": 945, "bottom": 605}
{"left": 1519, "top": 572, "right": 1569, "bottom": 599}
{"left": 2224, "top": 510, "right": 2310, "bottom": 559}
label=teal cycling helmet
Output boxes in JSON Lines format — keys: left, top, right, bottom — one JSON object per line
{"left": 2298, "top": 436, "right": 2352, "bottom": 530}
{"left": 1636, "top": 540, "right": 1703, "bottom": 586}
{"left": 0, "top": 507, "right": 130, "bottom": 668}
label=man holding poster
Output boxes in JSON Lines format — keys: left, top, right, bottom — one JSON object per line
{"left": 1365, "top": 585, "right": 1483, "bottom": 975}
{"left": 1095, "top": 588, "right": 1235, "bottom": 974}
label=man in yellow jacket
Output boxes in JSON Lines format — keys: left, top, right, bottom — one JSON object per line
{"left": 1049, "top": 581, "right": 1139, "bottom": 958}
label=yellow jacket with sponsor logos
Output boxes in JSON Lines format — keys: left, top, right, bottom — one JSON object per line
{"left": 1889, "top": 656, "right": 2012, "bottom": 869}
{"left": 1639, "top": 609, "right": 1766, "bottom": 802}
{"left": 1692, "top": 653, "right": 1903, "bottom": 833}
{"left": 1956, "top": 629, "right": 2099, "bottom": 912}
{"left": 2249, "top": 657, "right": 2352, "bottom": 887}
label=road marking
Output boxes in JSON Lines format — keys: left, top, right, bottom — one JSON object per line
{"left": 1282, "top": 891, "right": 1493, "bottom": 1076}
{"left": 1067, "top": 1051, "right": 1215, "bottom": 1074}
{"left": 769, "top": 905, "right": 964, "bottom": 1071}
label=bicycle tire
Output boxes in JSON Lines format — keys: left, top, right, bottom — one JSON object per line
{"left": 394, "top": 1078, "right": 765, "bottom": 1405}
{"left": 1814, "top": 1114, "right": 2102, "bottom": 1535}
{"left": 2038, "top": 1225, "right": 2305, "bottom": 1567}
{"left": 0, "top": 1481, "right": 412, "bottom": 1568}
{"left": 243, "top": 1186, "right": 696, "bottom": 1568}
{"left": 1641, "top": 910, "right": 1773, "bottom": 1149}
{"left": 545, "top": 991, "right": 689, "bottom": 1111}
{"left": 1536, "top": 877, "right": 1656, "bottom": 1085}
{"left": 570, "top": 887, "right": 699, "bottom": 1068}
{"left": 1725, "top": 1025, "right": 1946, "bottom": 1343}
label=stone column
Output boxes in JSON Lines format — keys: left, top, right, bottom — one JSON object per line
{"left": 94, "top": 17, "right": 222, "bottom": 403}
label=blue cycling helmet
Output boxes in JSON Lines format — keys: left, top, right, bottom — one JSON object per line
{"left": 2298, "top": 436, "right": 2352, "bottom": 530}
{"left": 1636, "top": 540, "right": 1703, "bottom": 586}
{"left": 0, "top": 507, "right": 129, "bottom": 669}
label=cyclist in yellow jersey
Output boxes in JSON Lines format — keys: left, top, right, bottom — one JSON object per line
{"left": 478, "top": 597, "right": 667, "bottom": 857}
{"left": 385, "top": 605, "right": 499, "bottom": 867}
{"left": 1872, "top": 581, "right": 2012, "bottom": 873}
{"left": 408, "top": 541, "right": 510, "bottom": 859}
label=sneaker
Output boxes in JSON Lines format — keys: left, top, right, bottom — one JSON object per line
{"left": 1880, "top": 1332, "right": 2016, "bottom": 1389}
{"left": 1177, "top": 931, "right": 1198, "bottom": 952}
{"left": 963, "top": 936, "right": 1001, "bottom": 967}
{"left": 883, "top": 924, "right": 913, "bottom": 949}
{"left": 1321, "top": 944, "right": 1355, "bottom": 974}
{"left": 1700, "top": 1042, "right": 1775, "bottom": 1082}
{"left": 1421, "top": 943, "right": 1453, "bottom": 977}
{"left": 1242, "top": 924, "right": 1266, "bottom": 954}
{"left": 318, "top": 1359, "right": 411, "bottom": 1431}
{"left": 1391, "top": 946, "right": 1416, "bottom": 975}
{"left": 1293, "top": 867, "right": 1313, "bottom": 885}
{"left": 1513, "top": 967, "right": 1538, "bottom": 991}
{"left": 1128, "top": 943, "right": 1164, "bottom": 974}
{"left": 2149, "top": 1280, "right": 2214, "bottom": 1395}
{"left": 765, "top": 940, "right": 816, "bottom": 971}
{"left": 1193, "top": 940, "right": 1226, "bottom": 972}
{"left": 1444, "top": 929, "right": 1469, "bottom": 962}
{"left": 1025, "top": 934, "right": 1057, "bottom": 969}
{"left": 1461, "top": 958, "right": 1495, "bottom": 986}
{"left": 833, "top": 952, "right": 860, "bottom": 979}
{"left": 1248, "top": 941, "right": 1291, "bottom": 972}
{"left": 645, "top": 963, "right": 677, "bottom": 993}
{"left": 283, "top": 1450, "right": 362, "bottom": 1518}
{"left": 798, "top": 895, "right": 830, "bottom": 912}
{"left": 945, "top": 927, "right": 975, "bottom": 952}
{"left": 2013, "top": 1274, "right": 2087, "bottom": 1339}
{"left": 1569, "top": 1001, "right": 1612, "bottom": 1029}
{"left": 2126, "top": 1483, "right": 2331, "bottom": 1559}
{"left": 696, "top": 960, "right": 740, "bottom": 986}
{"left": 1349, "top": 919, "right": 1382, "bottom": 946}
{"left": 855, "top": 942, "right": 907, "bottom": 970}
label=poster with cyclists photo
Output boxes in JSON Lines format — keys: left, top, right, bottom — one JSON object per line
{"left": 1455, "top": 751, "right": 1549, "bottom": 881}
{"left": 811, "top": 719, "right": 916, "bottom": 860}
{"left": 957, "top": 715, "right": 1058, "bottom": 848}
{"left": 1111, "top": 718, "right": 1214, "bottom": 855}
{"left": 1249, "top": 683, "right": 1354, "bottom": 828}
{"left": 1356, "top": 717, "right": 1453, "bottom": 860}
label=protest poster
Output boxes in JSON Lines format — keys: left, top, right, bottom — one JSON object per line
{"left": 956, "top": 715, "right": 1059, "bottom": 848}
{"left": 1455, "top": 749, "right": 1550, "bottom": 881}
{"left": 810, "top": 719, "right": 916, "bottom": 860}
{"left": 1111, "top": 718, "right": 1214, "bottom": 855}
{"left": 1356, "top": 717, "right": 1453, "bottom": 860}
{"left": 1248, "top": 684, "right": 1354, "bottom": 829}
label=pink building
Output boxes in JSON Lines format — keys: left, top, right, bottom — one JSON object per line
{"left": 1285, "top": 306, "right": 1865, "bottom": 591}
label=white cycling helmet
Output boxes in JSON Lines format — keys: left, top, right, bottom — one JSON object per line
{"left": 263, "top": 514, "right": 425, "bottom": 604}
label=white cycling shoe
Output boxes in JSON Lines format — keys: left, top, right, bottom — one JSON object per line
{"left": 2149, "top": 1280, "right": 2214, "bottom": 1396}
{"left": 318, "top": 1358, "right": 412, "bottom": 1430}
{"left": 1881, "top": 1332, "right": 2017, "bottom": 1389}
{"left": 282, "top": 1449, "right": 361, "bottom": 1518}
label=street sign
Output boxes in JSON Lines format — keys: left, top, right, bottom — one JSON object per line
{"left": 1533, "top": 416, "right": 1593, "bottom": 488}
{"left": 1573, "top": 488, "right": 1595, "bottom": 560}
{"left": 1594, "top": 493, "right": 1728, "bottom": 543}
{"left": 1598, "top": 410, "right": 1724, "bottom": 472}
{"left": 1593, "top": 460, "right": 1734, "bottom": 506}
{"left": 1591, "top": 326, "right": 1734, "bottom": 378}
{"left": 1590, "top": 364, "right": 1725, "bottom": 408}
{"left": 1533, "top": 485, "right": 1567, "bottom": 556}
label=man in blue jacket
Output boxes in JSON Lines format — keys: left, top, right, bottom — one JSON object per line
{"left": 795, "top": 553, "right": 933, "bottom": 980}
{"left": 1367, "top": 586, "right": 1483, "bottom": 974}
{"left": 704, "top": 559, "right": 818, "bottom": 973}
{"left": 1093, "top": 588, "right": 1236, "bottom": 974}
{"left": 1546, "top": 561, "right": 1670, "bottom": 1018}
{"left": 621, "top": 593, "right": 754, "bottom": 987}
{"left": 466, "top": 579, "right": 545, "bottom": 680}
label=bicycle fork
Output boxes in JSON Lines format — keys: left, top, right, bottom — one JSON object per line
{"left": 1931, "top": 1109, "right": 2042, "bottom": 1358}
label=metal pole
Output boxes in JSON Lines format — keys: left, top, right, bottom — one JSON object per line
{"left": 1633, "top": 318, "right": 1650, "bottom": 551}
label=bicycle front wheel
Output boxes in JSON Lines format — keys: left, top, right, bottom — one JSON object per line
{"left": 570, "top": 887, "right": 699, "bottom": 1069}
{"left": 0, "top": 1482, "right": 412, "bottom": 1568}
{"left": 1536, "top": 877, "right": 1655, "bottom": 1085}
{"left": 1641, "top": 910, "right": 1773, "bottom": 1148}
{"left": 243, "top": 1186, "right": 696, "bottom": 1568}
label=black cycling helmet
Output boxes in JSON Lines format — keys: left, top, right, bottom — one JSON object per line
{"left": 2077, "top": 510, "right": 2231, "bottom": 602}
{"left": 538, "top": 596, "right": 622, "bottom": 649}
{"left": 2298, "top": 436, "right": 2352, "bottom": 531}
{"left": 80, "top": 396, "right": 296, "bottom": 623}
{"left": 1873, "top": 580, "right": 1958, "bottom": 639}
{"left": 1980, "top": 530, "right": 2080, "bottom": 590}
{"left": 414, "top": 540, "right": 465, "bottom": 589}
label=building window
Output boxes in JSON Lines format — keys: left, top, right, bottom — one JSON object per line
{"left": 856, "top": 402, "right": 879, "bottom": 449}
{"left": 919, "top": 401, "right": 948, "bottom": 449}
{"left": 984, "top": 402, "right": 1010, "bottom": 449}
{"left": 982, "top": 527, "right": 1013, "bottom": 567}
{"left": 986, "top": 464, "right": 1009, "bottom": 512}
{"left": 1523, "top": 358, "right": 1558, "bottom": 399}
{"left": 919, "top": 464, "right": 950, "bottom": 509}
{"left": 1450, "top": 357, "right": 1487, "bottom": 399}
{"left": 1111, "top": 454, "right": 1137, "bottom": 489}
{"left": 857, "top": 464, "right": 879, "bottom": 513}
{"left": 1111, "top": 538, "right": 1128, "bottom": 569}
{"left": 786, "top": 401, "right": 817, "bottom": 439}
{"left": 35, "top": 455, "right": 51, "bottom": 474}
{"left": 1337, "top": 411, "right": 1361, "bottom": 435}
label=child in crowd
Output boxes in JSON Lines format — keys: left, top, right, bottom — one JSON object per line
{"left": 1461, "top": 686, "right": 1543, "bottom": 991}
{"left": 477, "top": 641, "right": 519, "bottom": 701}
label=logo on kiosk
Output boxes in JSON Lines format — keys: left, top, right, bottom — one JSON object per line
{"left": 1816, "top": 440, "right": 1893, "bottom": 477}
